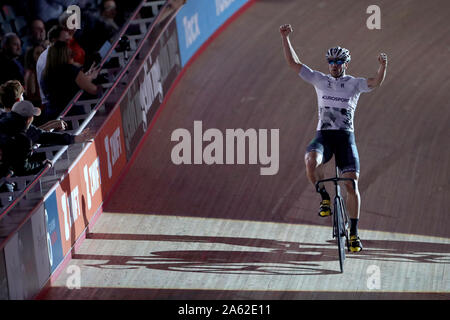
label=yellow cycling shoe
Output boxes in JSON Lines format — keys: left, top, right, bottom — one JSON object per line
{"left": 318, "top": 199, "right": 331, "bottom": 217}
{"left": 349, "top": 235, "right": 363, "bottom": 252}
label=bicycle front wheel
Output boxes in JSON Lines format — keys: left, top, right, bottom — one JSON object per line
{"left": 334, "top": 197, "right": 346, "bottom": 273}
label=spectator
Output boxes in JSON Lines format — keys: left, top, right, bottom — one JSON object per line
{"left": 0, "top": 80, "right": 25, "bottom": 113}
{"left": 76, "top": 2, "right": 116, "bottom": 58}
{"left": 100, "top": 0, "right": 120, "bottom": 32}
{"left": 43, "top": 41, "right": 99, "bottom": 120}
{"left": 1, "top": 79, "right": 63, "bottom": 130}
{"left": 59, "top": 11, "right": 86, "bottom": 67}
{"left": 0, "top": 132, "right": 38, "bottom": 192}
{"left": 0, "top": 100, "right": 48, "bottom": 178}
{"left": 24, "top": 43, "right": 46, "bottom": 112}
{"left": 0, "top": 80, "right": 95, "bottom": 146}
{"left": 22, "top": 18, "right": 48, "bottom": 55}
{"left": 0, "top": 33, "right": 25, "bottom": 85}
{"left": 36, "top": 25, "right": 72, "bottom": 111}
{"left": 30, "top": 19, "right": 47, "bottom": 44}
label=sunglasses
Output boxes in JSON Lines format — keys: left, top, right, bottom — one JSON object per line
{"left": 328, "top": 59, "right": 346, "bottom": 65}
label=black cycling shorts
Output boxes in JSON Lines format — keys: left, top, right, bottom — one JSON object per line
{"left": 306, "top": 130, "right": 360, "bottom": 174}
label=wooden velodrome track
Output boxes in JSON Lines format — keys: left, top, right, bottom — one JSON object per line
{"left": 41, "top": 0, "right": 449, "bottom": 299}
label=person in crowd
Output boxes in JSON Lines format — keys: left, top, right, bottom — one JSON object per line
{"left": 0, "top": 33, "right": 25, "bottom": 85}
{"left": 1, "top": 79, "right": 62, "bottom": 130}
{"left": 0, "top": 80, "right": 25, "bottom": 114}
{"left": 24, "top": 43, "right": 46, "bottom": 114}
{"left": 0, "top": 131, "right": 43, "bottom": 193}
{"left": 0, "top": 80, "right": 95, "bottom": 147}
{"left": 21, "top": 18, "right": 48, "bottom": 55}
{"left": 0, "top": 100, "right": 49, "bottom": 179}
{"left": 76, "top": 0, "right": 117, "bottom": 57}
{"left": 42, "top": 40, "right": 99, "bottom": 121}
{"left": 36, "top": 25, "right": 72, "bottom": 113}
{"left": 58, "top": 11, "right": 86, "bottom": 67}
{"left": 100, "top": 0, "right": 120, "bottom": 32}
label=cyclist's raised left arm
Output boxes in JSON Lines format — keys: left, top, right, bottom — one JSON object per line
{"left": 367, "top": 53, "right": 387, "bottom": 89}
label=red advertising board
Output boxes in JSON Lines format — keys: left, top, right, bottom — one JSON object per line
{"left": 54, "top": 107, "right": 127, "bottom": 256}
{"left": 95, "top": 106, "right": 128, "bottom": 200}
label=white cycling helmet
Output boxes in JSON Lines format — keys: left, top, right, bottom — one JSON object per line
{"left": 326, "top": 46, "right": 351, "bottom": 63}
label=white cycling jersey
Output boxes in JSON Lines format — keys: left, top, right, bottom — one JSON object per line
{"left": 299, "top": 64, "right": 373, "bottom": 131}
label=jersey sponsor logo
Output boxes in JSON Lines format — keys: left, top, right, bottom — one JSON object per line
{"left": 322, "top": 95, "right": 350, "bottom": 103}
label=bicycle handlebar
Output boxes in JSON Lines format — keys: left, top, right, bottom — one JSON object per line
{"left": 315, "top": 177, "right": 356, "bottom": 192}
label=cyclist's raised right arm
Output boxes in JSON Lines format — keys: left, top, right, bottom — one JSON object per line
{"left": 280, "top": 24, "right": 302, "bottom": 74}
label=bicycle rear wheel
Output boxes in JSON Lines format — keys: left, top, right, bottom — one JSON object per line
{"left": 334, "top": 197, "right": 346, "bottom": 273}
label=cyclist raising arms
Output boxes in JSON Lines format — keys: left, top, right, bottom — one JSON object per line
{"left": 279, "top": 24, "right": 387, "bottom": 252}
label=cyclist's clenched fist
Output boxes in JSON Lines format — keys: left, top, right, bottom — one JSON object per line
{"left": 279, "top": 24, "right": 293, "bottom": 37}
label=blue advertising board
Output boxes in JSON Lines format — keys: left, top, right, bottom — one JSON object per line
{"left": 44, "top": 192, "right": 64, "bottom": 273}
{"left": 176, "top": 0, "right": 250, "bottom": 66}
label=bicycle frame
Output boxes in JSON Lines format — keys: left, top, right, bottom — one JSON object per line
{"left": 315, "top": 166, "right": 356, "bottom": 195}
